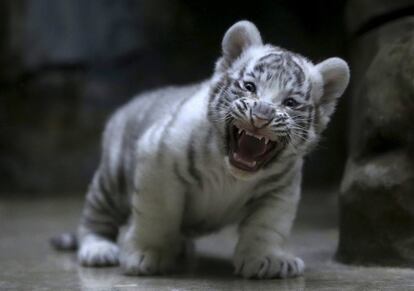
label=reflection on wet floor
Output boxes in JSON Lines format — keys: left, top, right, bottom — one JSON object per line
{"left": 1, "top": 193, "right": 414, "bottom": 290}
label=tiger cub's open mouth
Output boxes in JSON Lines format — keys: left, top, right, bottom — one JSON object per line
{"left": 228, "top": 124, "right": 279, "bottom": 172}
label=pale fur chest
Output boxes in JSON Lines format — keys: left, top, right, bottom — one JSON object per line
{"left": 181, "top": 154, "right": 257, "bottom": 236}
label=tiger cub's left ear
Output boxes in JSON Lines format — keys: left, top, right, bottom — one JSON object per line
{"left": 215, "top": 20, "right": 263, "bottom": 72}
{"left": 315, "top": 57, "right": 350, "bottom": 132}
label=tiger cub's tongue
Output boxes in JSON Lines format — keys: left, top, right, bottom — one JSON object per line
{"left": 237, "top": 132, "right": 267, "bottom": 161}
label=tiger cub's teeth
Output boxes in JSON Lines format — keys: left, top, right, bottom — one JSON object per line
{"left": 245, "top": 131, "right": 262, "bottom": 140}
{"left": 235, "top": 126, "right": 271, "bottom": 144}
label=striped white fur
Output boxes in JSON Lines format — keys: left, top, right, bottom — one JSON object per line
{"left": 73, "top": 21, "right": 350, "bottom": 279}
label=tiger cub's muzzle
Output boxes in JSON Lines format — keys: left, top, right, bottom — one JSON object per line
{"left": 228, "top": 101, "right": 287, "bottom": 172}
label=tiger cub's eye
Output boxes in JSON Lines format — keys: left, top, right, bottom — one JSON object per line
{"left": 243, "top": 81, "right": 256, "bottom": 93}
{"left": 283, "top": 98, "right": 300, "bottom": 108}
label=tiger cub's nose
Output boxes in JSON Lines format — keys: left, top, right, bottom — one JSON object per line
{"left": 251, "top": 102, "right": 275, "bottom": 128}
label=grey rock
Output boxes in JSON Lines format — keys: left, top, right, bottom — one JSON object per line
{"left": 346, "top": 0, "right": 414, "bottom": 34}
{"left": 337, "top": 17, "right": 414, "bottom": 266}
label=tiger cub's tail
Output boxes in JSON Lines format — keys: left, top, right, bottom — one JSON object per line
{"left": 50, "top": 232, "right": 78, "bottom": 251}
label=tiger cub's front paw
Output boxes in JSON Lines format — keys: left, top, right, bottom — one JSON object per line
{"left": 234, "top": 249, "right": 305, "bottom": 279}
{"left": 120, "top": 248, "right": 177, "bottom": 276}
{"left": 78, "top": 240, "right": 119, "bottom": 267}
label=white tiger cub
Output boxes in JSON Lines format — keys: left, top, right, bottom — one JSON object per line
{"left": 58, "top": 21, "right": 349, "bottom": 279}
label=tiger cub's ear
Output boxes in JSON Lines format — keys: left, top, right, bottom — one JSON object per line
{"left": 215, "top": 20, "right": 263, "bottom": 72}
{"left": 314, "top": 57, "right": 350, "bottom": 132}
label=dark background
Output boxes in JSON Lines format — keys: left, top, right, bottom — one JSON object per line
{"left": 0, "top": 0, "right": 348, "bottom": 195}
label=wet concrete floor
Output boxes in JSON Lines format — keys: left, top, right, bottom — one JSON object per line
{"left": 1, "top": 192, "right": 414, "bottom": 290}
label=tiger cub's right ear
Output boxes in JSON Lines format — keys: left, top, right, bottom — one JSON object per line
{"left": 215, "top": 20, "right": 263, "bottom": 72}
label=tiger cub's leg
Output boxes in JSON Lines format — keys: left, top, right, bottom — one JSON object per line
{"left": 78, "top": 172, "right": 127, "bottom": 267}
{"left": 234, "top": 180, "right": 304, "bottom": 279}
{"left": 120, "top": 179, "right": 185, "bottom": 275}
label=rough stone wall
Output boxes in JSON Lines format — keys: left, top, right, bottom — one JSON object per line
{"left": 1, "top": 1, "right": 157, "bottom": 193}
{"left": 337, "top": 1, "right": 414, "bottom": 266}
